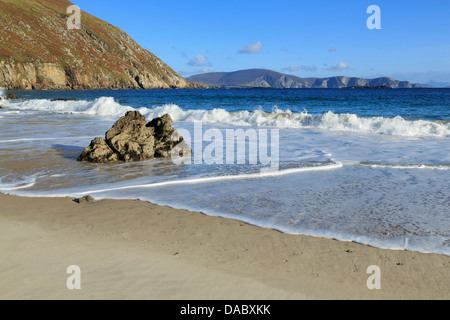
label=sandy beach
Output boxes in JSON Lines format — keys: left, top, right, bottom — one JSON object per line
{"left": 1, "top": 0, "right": 450, "bottom": 304}
{"left": 0, "top": 193, "right": 448, "bottom": 300}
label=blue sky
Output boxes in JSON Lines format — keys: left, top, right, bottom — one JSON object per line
{"left": 71, "top": 0, "right": 450, "bottom": 84}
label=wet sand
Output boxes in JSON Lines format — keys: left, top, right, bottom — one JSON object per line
{"left": 0, "top": 193, "right": 449, "bottom": 300}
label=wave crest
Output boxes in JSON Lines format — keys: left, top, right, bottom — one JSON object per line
{"left": 2, "top": 97, "right": 450, "bottom": 137}
{"left": 149, "top": 104, "right": 450, "bottom": 137}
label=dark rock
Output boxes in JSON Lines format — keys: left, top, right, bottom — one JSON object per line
{"left": 78, "top": 111, "right": 191, "bottom": 163}
{"left": 147, "top": 113, "right": 174, "bottom": 134}
{"left": 105, "top": 111, "right": 156, "bottom": 161}
{"left": 75, "top": 195, "right": 95, "bottom": 204}
{"left": 5, "top": 93, "right": 21, "bottom": 99}
{"left": 147, "top": 113, "right": 185, "bottom": 158}
{"left": 51, "top": 98, "right": 77, "bottom": 101}
{"left": 77, "top": 137, "right": 119, "bottom": 163}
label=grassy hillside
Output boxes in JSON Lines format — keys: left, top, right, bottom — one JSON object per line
{"left": 0, "top": 0, "right": 203, "bottom": 89}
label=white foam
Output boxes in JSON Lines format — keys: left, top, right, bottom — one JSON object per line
{"left": 0, "top": 136, "right": 94, "bottom": 144}
{"left": 143, "top": 104, "right": 450, "bottom": 137}
{"left": 73, "top": 161, "right": 343, "bottom": 196}
{"left": 3, "top": 97, "right": 450, "bottom": 137}
{"left": 1, "top": 97, "right": 133, "bottom": 116}
{"left": 0, "top": 137, "right": 59, "bottom": 143}
{"left": 359, "top": 163, "right": 450, "bottom": 170}
{"left": 0, "top": 176, "right": 36, "bottom": 191}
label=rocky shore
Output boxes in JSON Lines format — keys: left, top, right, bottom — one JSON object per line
{"left": 78, "top": 111, "right": 191, "bottom": 163}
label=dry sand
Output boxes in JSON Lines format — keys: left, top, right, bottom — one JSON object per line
{"left": 0, "top": 193, "right": 449, "bottom": 300}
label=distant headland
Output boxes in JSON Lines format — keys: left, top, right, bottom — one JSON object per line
{"left": 186, "top": 69, "right": 430, "bottom": 89}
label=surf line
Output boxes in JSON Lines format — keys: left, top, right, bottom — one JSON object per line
{"left": 0, "top": 178, "right": 36, "bottom": 191}
{"left": 75, "top": 161, "right": 343, "bottom": 196}
{"left": 358, "top": 163, "right": 450, "bottom": 171}
{"left": 0, "top": 137, "right": 58, "bottom": 143}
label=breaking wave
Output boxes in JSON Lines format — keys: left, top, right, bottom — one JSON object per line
{"left": 2, "top": 96, "right": 450, "bottom": 137}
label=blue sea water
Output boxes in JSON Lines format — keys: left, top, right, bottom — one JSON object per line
{"left": 0, "top": 88, "right": 449, "bottom": 255}
{"left": 10, "top": 88, "right": 450, "bottom": 120}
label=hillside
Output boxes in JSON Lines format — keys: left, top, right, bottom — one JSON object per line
{"left": 187, "top": 69, "right": 426, "bottom": 89}
{"left": 0, "top": 0, "right": 203, "bottom": 90}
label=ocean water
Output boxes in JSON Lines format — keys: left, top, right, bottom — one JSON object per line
{"left": 0, "top": 88, "right": 449, "bottom": 256}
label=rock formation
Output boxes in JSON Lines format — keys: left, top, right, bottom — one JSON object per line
{"left": 0, "top": 0, "right": 205, "bottom": 90}
{"left": 75, "top": 196, "right": 95, "bottom": 204}
{"left": 78, "top": 111, "right": 191, "bottom": 163}
{"left": 51, "top": 98, "right": 77, "bottom": 101}
{"left": 5, "top": 93, "right": 21, "bottom": 99}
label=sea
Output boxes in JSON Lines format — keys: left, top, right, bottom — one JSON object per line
{"left": 0, "top": 87, "right": 449, "bottom": 256}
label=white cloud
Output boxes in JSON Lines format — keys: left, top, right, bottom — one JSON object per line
{"left": 283, "top": 64, "right": 299, "bottom": 72}
{"left": 300, "top": 65, "right": 318, "bottom": 72}
{"left": 187, "top": 55, "right": 211, "bottom": 67}
{"left": 238, "top": 41, "right": 263, "bottom": 54}
{"left": 327, "top": 62, "right": 349, "bottom": 72}
{"left": 179, "top": 67, "right": 214, "bottom": 76}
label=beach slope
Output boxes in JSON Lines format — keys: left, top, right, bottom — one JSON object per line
{"left": 0, "top": 194, "right": 449, "bottom": 300}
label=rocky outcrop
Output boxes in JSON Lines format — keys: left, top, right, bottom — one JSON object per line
{"left": 75, "top": 196, "right": 95, "bottom": 204}
{"left": 5, "top": 93, "right": 21, "bottom": 99}
{"left": 78, "top": 111, "right": 191, "bottom": 163}
{"left": 103, "top": 111, "right": 156, "bottom": 162}
{"left": 51, "top": 98, "right": 77, "bottom": 101}
{"left": 0, "top": 0, "right": 205, "bottom": 90}
{"left": 147, "top": 114, "right": 192, "bottom": 158}
{"left": 5, "top": 93, "right": 22, "bottom": 99}
{"left": 78, "top": 137, "right": 119, "bottom": 163}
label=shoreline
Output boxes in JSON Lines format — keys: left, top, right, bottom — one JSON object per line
{"left": 1, "top": 193, "right": 449, "bottom": 300}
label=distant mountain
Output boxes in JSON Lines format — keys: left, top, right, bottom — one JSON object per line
{"left": 426, "top": 81, "right": 450, "bottom": 88}
{"left": 0, "top": 0, "right": 204, "bottom": 90}
{"left": 187, "top": 69, "right": 427, "bottom": 89}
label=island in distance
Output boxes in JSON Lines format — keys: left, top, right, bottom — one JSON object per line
{"left": 186, "top": 69, "right": 430, "bottom": 89}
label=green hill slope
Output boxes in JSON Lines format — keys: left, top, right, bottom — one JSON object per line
{"left": 0, "top": 0, "right": 202, "bottom": 90}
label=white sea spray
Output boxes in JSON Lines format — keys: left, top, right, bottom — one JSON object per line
{"left": 3, "top": 97, "right": 450, "bottom": 137}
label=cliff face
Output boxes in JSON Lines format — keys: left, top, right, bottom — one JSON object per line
{"left": 0, "top": 0, "right": 202, "bottom": 90}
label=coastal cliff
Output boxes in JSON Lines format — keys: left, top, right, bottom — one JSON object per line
{"left": 0, "top": 0, "right": 203, "bottom": 90}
